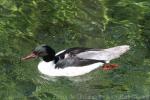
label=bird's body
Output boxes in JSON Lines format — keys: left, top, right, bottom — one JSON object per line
{"left": 22, "top": 45, "right": 130, "bottom": 77}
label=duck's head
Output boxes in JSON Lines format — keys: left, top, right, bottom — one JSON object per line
{"left": 22, "top": 44, "right": 55, "bottom": 62}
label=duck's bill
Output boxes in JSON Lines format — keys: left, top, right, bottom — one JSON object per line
{"left": 22, "top": 52, "right": 37, "bottom": 60}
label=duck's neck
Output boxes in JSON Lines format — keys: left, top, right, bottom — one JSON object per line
{"left": 41, "top": 53, "right": 55, "bottom": 62}
{"left": 42, "top": 47, "right": 56, "bottom": 62}
{"left": 42, "top": 55, "right": 59, "bottom": 64}
{"left": 54, "top": 56, "right": 59, "bottom": 64}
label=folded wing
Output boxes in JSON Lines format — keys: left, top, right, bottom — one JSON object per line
{"left": 55, "top": 57, "right": 105, "bottom": 68}
{"left": 76, "top": 45, "right": 130, "bottom": 61}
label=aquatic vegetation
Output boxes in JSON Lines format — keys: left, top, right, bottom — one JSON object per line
{"left": 0, "top": 0, "right": 150, "bottom": 99}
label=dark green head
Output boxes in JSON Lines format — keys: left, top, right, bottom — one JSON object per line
{"left": 22, "top": 44, "right": 56, "bottom": 62}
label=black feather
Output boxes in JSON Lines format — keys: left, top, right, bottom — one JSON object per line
{"left": 55, "top": 57, "right": 105, "bottom": 69}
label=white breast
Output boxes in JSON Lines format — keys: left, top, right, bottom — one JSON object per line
{"left": 38, "top": 61, "right": 104, "bottom": 77}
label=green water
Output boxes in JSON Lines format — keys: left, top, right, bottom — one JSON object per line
{"left": 0, "top": 0, "right": 150, "bottom": 99}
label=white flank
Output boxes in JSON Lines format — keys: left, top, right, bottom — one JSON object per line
{"left": 38, "top": 61, "right": 104, "bottom": 77}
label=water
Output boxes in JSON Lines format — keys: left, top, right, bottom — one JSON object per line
{"left": 0, "top": 0, "right": 150, "bottom": 99}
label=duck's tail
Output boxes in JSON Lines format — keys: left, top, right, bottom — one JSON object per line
{"left": 99, "top": 45, "right": 130, "bottom": 71}
{"left": 103, "top": 45, "right": 130, "bottom": 61}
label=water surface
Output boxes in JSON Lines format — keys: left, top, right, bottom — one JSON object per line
{"left": 0, "top": 0, "right": 150, "bottom": 99}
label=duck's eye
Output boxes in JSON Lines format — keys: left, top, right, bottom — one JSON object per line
{"left": 38, "top": 52, "right": 43, "bottom": 55}
{"left": 33, "top": 51, "right": 38, "bottom": 55}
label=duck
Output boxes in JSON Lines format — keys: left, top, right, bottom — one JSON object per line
{"left": 22, "top": 44, "right": 130, "bottom": 77}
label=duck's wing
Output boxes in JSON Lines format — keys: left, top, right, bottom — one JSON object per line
{"left": 55, "top": 45, "right": 130, "bottom": 63}
{"left": 55, "top": 47, "right": 99, "bottom": 60}
{"left": 55, "top": 57, "right": 105, "bottom": 69}
{"left": 76, "top": 45, "right": 130, "bottom": 61}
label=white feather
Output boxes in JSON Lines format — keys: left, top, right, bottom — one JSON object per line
{"left": 55, "top": 50, "right": 66, "bottom": 56}
{"left": 38, "top": 61, "right": 103, "bottom": 77}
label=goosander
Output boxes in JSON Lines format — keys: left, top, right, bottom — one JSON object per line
{"left": 22, "top": 45, "right": 130, "bottom": 77}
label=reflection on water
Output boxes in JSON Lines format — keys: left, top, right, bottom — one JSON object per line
{"left": 0, "top": 0, "right": 150, "bottom": 99}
